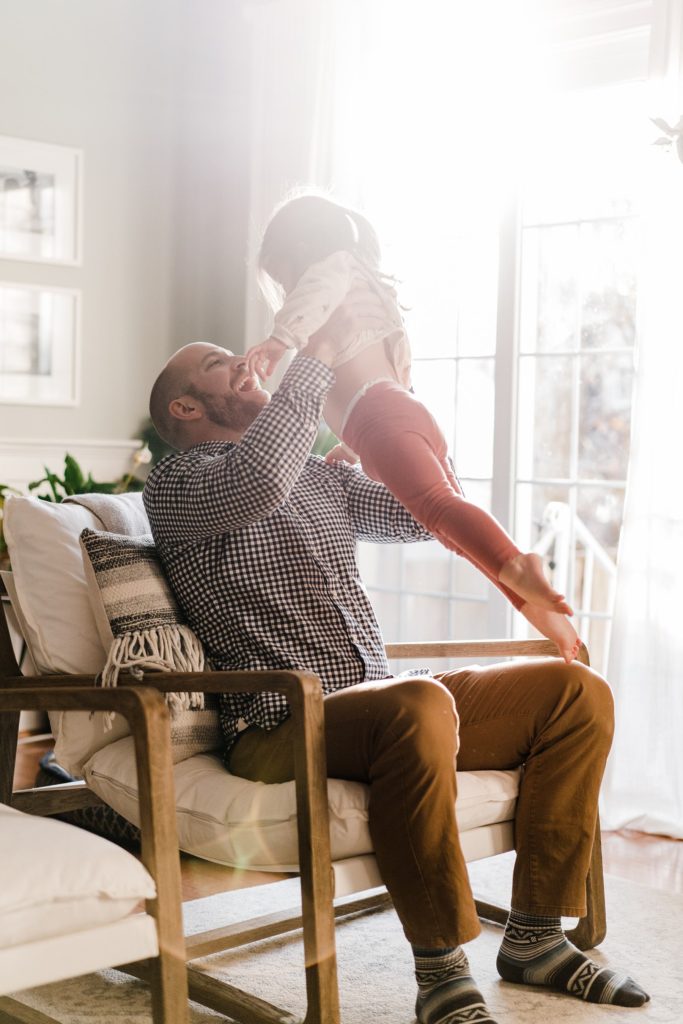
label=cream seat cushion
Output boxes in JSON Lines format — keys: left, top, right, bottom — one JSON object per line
{"left": 0, "top": 802, "right": 156, "bottom": 950}
{"left": 84, "top": 737, "right": 520, "bottom": 873}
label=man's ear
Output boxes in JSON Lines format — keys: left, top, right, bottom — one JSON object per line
{"left": 169, "top": 394, "right": 203, "bottom": 422}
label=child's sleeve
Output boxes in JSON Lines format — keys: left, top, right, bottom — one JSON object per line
{"left": 271, "top": 251, "right": 355, "bottom": 350}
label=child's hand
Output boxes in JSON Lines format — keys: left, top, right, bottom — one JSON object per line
{"left": 246, "top": 337, "right": 288, "bottom": 380}
{"left": 324, "top": 443, "right": 359, "bottom": 466}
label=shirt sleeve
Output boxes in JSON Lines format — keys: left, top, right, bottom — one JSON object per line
{"left": 271, "top": 251, "right": 355, "bottom": 350}
{"left": 144, "top": 357, "right": 335, "bottom": 542}
{"left": 330, "top": 461, "right": 432, "bottom": 544}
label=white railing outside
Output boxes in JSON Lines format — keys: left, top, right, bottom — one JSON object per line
{"left": 533, "top": 501, "right": 617, "bottom": 675}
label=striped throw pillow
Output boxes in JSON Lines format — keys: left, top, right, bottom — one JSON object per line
{"left": 79, "top": 529, "right": 221, "bottom": 761}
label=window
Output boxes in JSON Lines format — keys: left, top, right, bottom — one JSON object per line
{"left": 357, "top": 80, "right": 649, "bottom": 675}
{"left": 511, "top": 83, "right": 647, "bottom": 671}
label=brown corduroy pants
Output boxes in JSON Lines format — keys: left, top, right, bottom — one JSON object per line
{"left": 228, "top": 659, "right": 614, "bottom": 949}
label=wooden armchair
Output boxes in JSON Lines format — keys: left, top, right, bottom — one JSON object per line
{"left": 0, "top": 600, "right": 606, "bottom": 1024}
{"left": 0, "top": 487, "right": 606, "bottom": 1024}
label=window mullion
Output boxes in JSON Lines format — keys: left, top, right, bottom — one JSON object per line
{"left": 489, "top": 191, "right": 522, "bottom": 637}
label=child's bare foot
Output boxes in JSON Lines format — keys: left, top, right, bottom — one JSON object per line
{"left": 521, "top": 604, "right": 581, "bottom": 663}
{"left": 499, "top": 553, "right": 573, "bottom": 615}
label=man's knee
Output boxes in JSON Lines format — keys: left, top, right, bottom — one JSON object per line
{"left": 553, "top": 661, "right": 615, "bottom": 746}
{"left": 383, "top": 676, "right": 459, "bottom": 758}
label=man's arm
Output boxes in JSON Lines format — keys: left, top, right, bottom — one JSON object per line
{"left": 145, "top": 356, "right": 334, "bottom": 541}
{"left": 330, "top": 460, "right": 432, "bottom": 544}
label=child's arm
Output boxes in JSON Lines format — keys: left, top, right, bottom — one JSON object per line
{"left": 271, "top": 250, "right": 356, "bottom": 351}
{"left": 247, "top": 265, "right": 383, "bottom": 380}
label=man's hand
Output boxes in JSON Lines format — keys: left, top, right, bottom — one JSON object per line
{"left": 305, "top": 283, "right": 387, "bottom": 367}
{"left": 324, "top": 443, "right": 359, "bottom": 466}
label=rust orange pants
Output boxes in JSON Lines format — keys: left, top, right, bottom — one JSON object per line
{"left": 341, "top": 380, "right": 524, "bottom": 609}
{"left": 229, "top": 659, "right": 614, "bottom": 949}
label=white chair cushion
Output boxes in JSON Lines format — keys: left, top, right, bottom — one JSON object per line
{"left": 3, "top": 495, "right": 222, "bottom": 774}
{"left": 0, "top": 802, "right": 156, "bottom": 950}
{"left": 3, "top": 496, "right": 132, "bottom": 773}
{"left": 3, "top": 495, "right": 107, "bottom": 675}
{"left": 84, "top": 737, "right": 520, "bottom": 872}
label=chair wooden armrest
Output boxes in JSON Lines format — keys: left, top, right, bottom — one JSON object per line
{"left": 0, "top": 685, "right": 188, "bottom": 1024}
{"left": 385, "top": 637, "right": 589, "bottom": 664}
{"left": 0, "top": 604, "right": 339, "bottom": 1024}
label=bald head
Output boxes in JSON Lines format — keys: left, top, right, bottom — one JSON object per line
{"left": 149, "top": 356, "right": 193, "bottom": 449}
{"left": 149, "top": 343, "right": 270, "bottom": 450}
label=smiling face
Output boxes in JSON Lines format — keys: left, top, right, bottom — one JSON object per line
{"left": 161, "top": 342, "right": 271, "bottom": 446}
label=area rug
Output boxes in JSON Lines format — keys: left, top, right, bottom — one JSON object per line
{"left": 7, "top": 854, "right": 682, "bottom": 1023}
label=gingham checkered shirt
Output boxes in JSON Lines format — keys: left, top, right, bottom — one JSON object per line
{"left": 143, "top": 356, "right": 430, "bottom": 754}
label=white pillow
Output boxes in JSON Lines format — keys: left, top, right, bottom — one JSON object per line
{"left": 3, "top": 495, "right": 222, "bottom": 775}
{"left": 3, "top": 496, "right": 131, "bottom": 773}
{"left": 84, "top": 737, "right": 520, "bottom": 873}
{"left": 0, "top": 802, "right": 156, "bottom": 950}
{"left": 3, "top": 495, "right": 107, "bottom": 675}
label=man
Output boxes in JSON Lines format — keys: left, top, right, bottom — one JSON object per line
{"left": 144, "top": 312, "right": 648, "bottom": 1023}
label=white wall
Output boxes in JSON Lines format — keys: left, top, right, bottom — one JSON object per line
{"left": 0, "top": 0, "right": 251, "bottom": 450}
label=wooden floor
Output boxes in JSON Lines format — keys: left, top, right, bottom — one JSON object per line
{"left": 13, "top": 734, "right": 683, "bottom": 901}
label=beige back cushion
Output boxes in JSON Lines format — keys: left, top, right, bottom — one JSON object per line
{"left": 4, "top": 496, "right": 130, "bottom": 773}
{"left": 3, "top": 494, "right": 221, "bottom": 775}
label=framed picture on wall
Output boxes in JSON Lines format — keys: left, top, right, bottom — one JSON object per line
{"left": 0, "top": 282, "right": 80, "bottom": 406}
{"left": 0, "top": 136, "right": 82, "bottom": 265}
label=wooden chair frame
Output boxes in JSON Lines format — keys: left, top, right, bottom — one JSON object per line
{"left": 0, "top": 683, "right": 188, "bottom": 1024}
{"left": 0, "top": 604, "right": 606, "bottom": 1024}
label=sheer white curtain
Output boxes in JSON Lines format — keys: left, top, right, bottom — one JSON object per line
{"left": 600, "top": 0, "right": 683, "bottom": 837}
{"left": 242, "top": 0, "right": 337, "bottom": 350}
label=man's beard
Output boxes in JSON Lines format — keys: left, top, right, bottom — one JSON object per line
{"left": 199, "top": 391, "right": 261, "bottom": 434}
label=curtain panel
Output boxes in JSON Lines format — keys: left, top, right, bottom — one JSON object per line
{"left": 600, "top": 0, "right": 683, "bottom": 837}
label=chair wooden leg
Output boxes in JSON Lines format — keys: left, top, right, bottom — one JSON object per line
{"left": 565, "top": 821, "right": 607, "bottom": 950}
{"left": 0, "top": 709, "right": 19, "bottom": 804}
{"left": 475, "top": 825, "right": 607, "bottom": 952}
{"left": 0, "top": 996, "right": 62, "bottom": 1023}
{"left": 289, "top": 676, "right": 340, "bottom": 1024}
{"left": 473, "top": 897, "right": 508, "bottom": 928}
{"left": 125, "top": 689, "right": 189, "bottom": 1024}
{"left": 148, "top": 953, "right": 193, "bottom": 1024}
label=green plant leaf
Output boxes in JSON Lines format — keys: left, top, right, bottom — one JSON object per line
{"left": 22, "top": 449, "right": 147, "bottom": 504}
{"left": 45, "top": 468, "right": 64, "bottom": 502}
{"left": 63, "top": 454, "right": 86, "bottom": 494}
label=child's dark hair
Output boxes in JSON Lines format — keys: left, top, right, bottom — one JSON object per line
{"left": 258, "top": 192, "right": 381, "bottom": 305}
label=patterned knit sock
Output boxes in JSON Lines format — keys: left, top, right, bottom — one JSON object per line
{"left": 497, "top": 910, "right": 650, "bottom": 1006}
{"left": 414, "top": 945, "right": 498, "bottom": 1024}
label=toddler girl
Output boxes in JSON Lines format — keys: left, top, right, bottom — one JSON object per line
{"left": 247, "top": 194, "right": 579, "bottom": 661}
